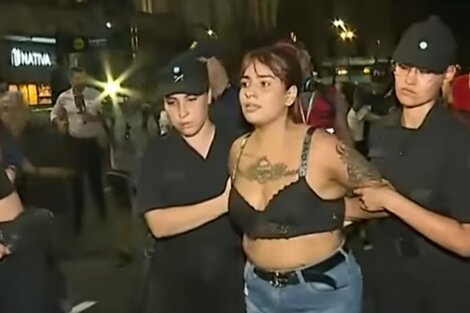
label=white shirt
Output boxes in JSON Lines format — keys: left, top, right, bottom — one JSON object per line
{"left": 51, "top": 87, "right": 105, "bottom": 139}
{"left": 347, "top": 106, "right": 370, "bottom": 142}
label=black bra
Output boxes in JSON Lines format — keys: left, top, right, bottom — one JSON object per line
{"left": 228, "top": 128, "right": 345, "bottom": 239}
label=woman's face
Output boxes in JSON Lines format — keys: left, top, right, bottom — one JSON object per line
{"left": 239, "top": 61, "right": 296, "bottom": 126}
{"left": 393, "top": 64, "right": 448, "bottom": 108}
{"left": 164, "top": 92, "right": 210, "bottom": 138}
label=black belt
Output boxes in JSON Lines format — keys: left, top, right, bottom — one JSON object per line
{"left": 253, "top": 247, "right": 348, "bottom": 288}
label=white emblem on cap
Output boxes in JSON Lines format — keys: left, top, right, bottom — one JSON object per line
{"left": 419, "top": 40, "right": 428, "bottom": 50}
{"left": 172, "top": 66, "right": 184, "bottom": 82}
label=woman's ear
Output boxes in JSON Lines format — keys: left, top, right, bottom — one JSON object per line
{"left": 285, "top": 85, "right": 299, "bottom": 108}
{"left": 443, "top": 65, "right": 458, "bottom": 86}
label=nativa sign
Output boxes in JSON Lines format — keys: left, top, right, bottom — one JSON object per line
{"left": 10, "top": 47, "right": 53, "bottom": 67}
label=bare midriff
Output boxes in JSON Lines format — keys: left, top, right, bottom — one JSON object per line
{"left": 243, "top": 230, "right": 343, "bottom": 272}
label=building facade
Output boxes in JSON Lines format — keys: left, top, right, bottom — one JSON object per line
{"left": 0, "top": 0, "right": 188, "bottom": 106}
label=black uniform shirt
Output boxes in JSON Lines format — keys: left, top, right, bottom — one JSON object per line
{"left": 368, "top": 104, "right": 470, "bottom": 261}
{"left": 136, "top": 127, "right": 245, "bottom": 313}
{"left": 209, "top": 85, "right": 251, "bottom": 137}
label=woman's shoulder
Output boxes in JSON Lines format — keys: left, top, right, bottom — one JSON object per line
{"left": 310, "top": 126, "right": 337, "bottom": 141}
{"left": 229, "top": 132, "right": 252, "bottom": 156}
{"left": 309, "top": 127, "right": 341, "bottom": 155}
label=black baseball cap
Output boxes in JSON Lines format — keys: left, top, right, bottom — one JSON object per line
{"left": 392, "top": 16, "right": 457, "bottom": 73}
{"left": 156, "top": 53, "right": 209, "bottom": 97}
{"left": 188, "top": 39, "right": 227, "bottom": 60}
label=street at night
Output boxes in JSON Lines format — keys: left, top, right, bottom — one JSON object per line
{"left": 1, "top": 1, "right": 470, "bottom": 313}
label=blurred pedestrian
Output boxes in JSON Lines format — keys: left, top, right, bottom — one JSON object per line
{"left": 107, "top": 96, "right": 156, "bottom": 266}
{"left": 277, "top": 41, "right": 354, "bottom": 145}
{"left": 188, "top": 39, "right": 251, "bottom": 136}
{"left": 51, "top": 67, "right": 107, "bottom": 233}
{"left": 0, "top": 162, "right": 66, "bottom": 313}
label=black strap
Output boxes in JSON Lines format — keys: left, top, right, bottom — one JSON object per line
{"left": 232, "top": 129, "right": 313, "bottom": 179}
{"left": 231, "top": 133, "right": 252, "bottom": 181}
{"left": 299, "top": 127, "right": 315, "bottom": 177}
{"left": 253, "top": 247, "right": 347, "bottom": 289}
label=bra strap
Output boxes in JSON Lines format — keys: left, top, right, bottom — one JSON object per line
{"left": 231, "top": 133, "right": 251, "bottom": 181}
{"left": 299, "top": 127, "right": 315, "bottom": 178}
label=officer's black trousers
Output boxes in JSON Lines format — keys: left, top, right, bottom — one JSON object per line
{"left": 71, "top": 137, "right": 106, "bottom": 232}
{"left": 363, "top": 254, "right": 470, "bottom": 313}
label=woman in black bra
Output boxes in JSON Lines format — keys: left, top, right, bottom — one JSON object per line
{"left": 228, "top": 44, "right": 384, "bottom": 313}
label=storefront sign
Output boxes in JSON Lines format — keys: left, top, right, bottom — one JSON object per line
{"left": 10, "top": 47, "right": 53, "bottom": 67}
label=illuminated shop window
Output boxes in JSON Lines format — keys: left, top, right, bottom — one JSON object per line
{"left": 38, "top": 84, "right": 52, "bottom": 105}
{"left": 9, "top": 83, "right": 52, "bottom": 106}
{"left": 8, "top": 85, "right": 18, "bottom": 92}
{"left": 28, "top": 84, "right": 38, "bottom": 105}
{"left": 19, "top": 84, "right": 29, "bottom": 104}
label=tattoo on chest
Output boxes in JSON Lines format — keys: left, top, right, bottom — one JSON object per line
{"left": 336, "top": 142, "right": 382, "bottom": 186}
{"left": 240, "top": 156, "right": 298, "bottom": 184}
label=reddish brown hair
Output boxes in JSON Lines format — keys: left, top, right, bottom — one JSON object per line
{"left": 240, "top": 44, "right": 304, "bottom": 123}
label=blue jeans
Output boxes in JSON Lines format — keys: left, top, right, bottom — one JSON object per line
{"left": 244, "top": 249, "right": 363, "bottom": 313}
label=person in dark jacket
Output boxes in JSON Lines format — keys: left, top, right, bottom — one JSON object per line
{"left": 0, "top": 161, "right": 66, "bottom": 313}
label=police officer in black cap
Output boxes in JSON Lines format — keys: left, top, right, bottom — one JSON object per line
{"left": 348, "top": 16, "right": 470, "bottom": 313}
{"left": 136, "top": 53, "right": 245, "bottom": 313}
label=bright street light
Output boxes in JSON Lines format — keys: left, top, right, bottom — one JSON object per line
{"left": 332, "top": 19, "right": 346, "bottom": 30}
{"left": 337, "top": 68, "right": 348, "bottom": 76}
{"left": 105, "top": 22, "right": 112, "bottom": 29}
{"left": 339, "top": 29, "right": 356, "bottom": 41}
{"left": 206, "top": 28, "right": 217, "bottom": 39}
{"left": 290, "top": 32, "right": 297, "bottom": 43}
{"left": 104, "top": 80, "right": 120, "bottom": 97}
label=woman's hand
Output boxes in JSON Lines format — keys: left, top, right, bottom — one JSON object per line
{"left": 354, "top": 183, "right": 397, "bottom": 212}
{"left": 220, "top": 178, "right": 232, "bottom": 213}
{"left": 0, "top": 242, "right": 11, "bottom": 260}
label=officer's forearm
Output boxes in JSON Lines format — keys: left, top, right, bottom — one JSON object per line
{"left": 144, "top": 195, "right": 227, "bottom": 238}
{"left": 385, "top": 193, "right": 470, "bottom": 258}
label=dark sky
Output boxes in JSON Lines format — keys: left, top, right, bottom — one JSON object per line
{"left": 277, "top": 0, "right": 470, "bottom": 68}
{"left": 425, "top": 0, "right": 470, "bottom": 68}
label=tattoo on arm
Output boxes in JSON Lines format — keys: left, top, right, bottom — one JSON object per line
{"left": 336, "top": 142, "right": 382, "bottom": 187}
{"left": 239, "top": 156, "right": 298, "bottom": 184}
